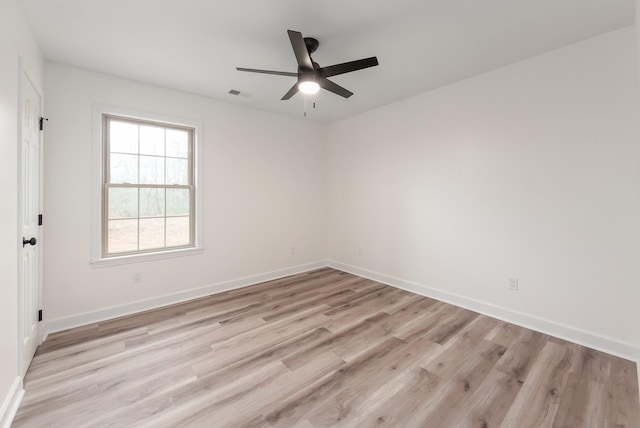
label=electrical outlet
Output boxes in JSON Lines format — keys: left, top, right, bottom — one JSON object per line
{"left": 290, "top": 246, "right": 296, "bottom": 255}
{"left": 133, "top": 272, "right": 143, "bottom": 283}
{"left": 508, "top": 277, "right": 518, "bottom": 291}
{"left": 358, "top": 247, "right": 363, "bottom": 256}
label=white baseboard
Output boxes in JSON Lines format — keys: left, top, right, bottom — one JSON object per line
{"left": 45, "top": 260, "right": 327, "bottom": 335}
{"left": 328, "top": 260, "right": 640, "bottom": 362}
{"left": 42, "top": 257, "right": 640, "bottom": 367}
{"left": 0, "top": 377, "right": 24, "bottom": 428}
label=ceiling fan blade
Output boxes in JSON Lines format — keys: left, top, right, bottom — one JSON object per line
{"left": 318, "top": 57, "right": 379, "bottom": 78}
{"left": 281, "top": 83, "right": 299, "bottom": 100}
{"left": 236, "top": 67, "right": 297, "bottom": 77}
{"left": 287, "top": 30, "right": 313, "bottom": 70}
{"left": 318, "top": 77, "right": 353, "bottom": 98}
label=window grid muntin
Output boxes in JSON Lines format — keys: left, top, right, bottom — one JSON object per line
{"left": 102, "top": 114, "right": 195, "bottom": 257}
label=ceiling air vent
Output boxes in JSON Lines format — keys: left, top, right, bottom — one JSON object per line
{"left": 228, "top": 89, "right": 251, "bottom": 98}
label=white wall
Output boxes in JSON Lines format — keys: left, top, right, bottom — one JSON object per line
{"left": 0, "top": 0, "right": 43, "bottom": 422}
{"left": 43, "top": 64, "right": 326, "bottom": 322}
{"left": 327, "top": 27, "right": 640, "bottom": 356}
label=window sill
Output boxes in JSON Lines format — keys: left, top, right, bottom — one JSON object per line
{"left": 91, "top": 247, "right": 204, "bottom": 268}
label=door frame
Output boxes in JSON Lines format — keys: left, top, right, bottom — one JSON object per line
{"left": 17, "top": 56, "right": 44, "bottom": 377}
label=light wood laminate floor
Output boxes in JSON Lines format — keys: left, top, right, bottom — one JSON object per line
{"left": 14, "top": 268, "right": 640, "bottom": 427}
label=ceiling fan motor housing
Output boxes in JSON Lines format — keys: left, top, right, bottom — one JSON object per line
{"left": 304, "top": 37, "right": 319, "bottom": 55}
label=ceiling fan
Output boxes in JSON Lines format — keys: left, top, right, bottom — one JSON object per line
{"left": 237, "top": 30, "right": 379, "bottom": 100}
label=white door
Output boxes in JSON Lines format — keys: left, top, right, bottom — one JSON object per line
{"left": 19, "top": 67, "right": 42, "bottom": 376}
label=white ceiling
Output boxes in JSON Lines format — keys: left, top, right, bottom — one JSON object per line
{"left": 20, "top": 0, "right": 634, "bottom": 123}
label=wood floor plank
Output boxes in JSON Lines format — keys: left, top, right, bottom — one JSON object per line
{"left": 191, "top": 305, "right": 331, "bottom": 376}
{"left": 407, "top": 340, "right": 507, "bottom": 427}
{"left": 421, "top": 314, "right": 501, "bottom": 379}
{"left": 609, "top": 356, "right": 640, "bottom": 427}
{"left": 23, "top": 321, "right": 220, "bottom": 391}
{"left": 13, "top": 268, "right": 639, "bottom": 428}
{"left": 100, "top": 360, "right": 288, "bottom": 428}
{"left": 304, "top": 336, "right": 441, "bottom": 426}
{"left": 265, "top": 336, "right": 411, "bottom": 427}
{"left": 485, "top": 320, "right": 523, "bottom": 347}
{"left": 172, "top": 350, "right": 346, "bottom": 428}
{"left": 447, "top": 368, "right": 523, "bottom": 428}
{"left": 282, "top": 312, "right": 390, "bottom": 368}
{"left": 420, "top": 306, "right": 479, "bottom": 345}
{"left": 494, "top": 328, "right": 548, "bottom": 383}
{"left": 553, "top": 373, "right": 607, "bottom": 428}
{"left": 392, "top": 300, "right": 458, "bottom": 341}
{"left": 500, "top": 341, "right": 574, "bottom": 427}
{"left": 351, "top": 366, "right": 440, "bottom": 426}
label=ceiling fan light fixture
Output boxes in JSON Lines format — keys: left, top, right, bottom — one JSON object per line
{"left": 298, "top": 80, "right": 320, "bottom": 95}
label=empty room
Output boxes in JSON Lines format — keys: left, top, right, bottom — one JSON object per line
{"left": 2, "top": 0, "right": 640, "bottom": 426}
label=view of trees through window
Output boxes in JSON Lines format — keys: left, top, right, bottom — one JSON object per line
{"left": 104, "top": 116, "right": 194, "bottom": 256}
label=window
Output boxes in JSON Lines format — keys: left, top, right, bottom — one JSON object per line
{"left": 102, "top": 114, "right": 195, "bottom": 258}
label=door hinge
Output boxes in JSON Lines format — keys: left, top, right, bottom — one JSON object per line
{"left": 39, "top": 117, "right": 48, "bottom": 131}
{"left": 38, "top": 309, "right": 42, "bottom": 322}
{"left": 38, "top": 214, "right": 43, "bottom": 226}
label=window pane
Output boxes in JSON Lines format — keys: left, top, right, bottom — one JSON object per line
{"left": 109, "top": 121, "right": 138, "bottom": 154}
{"left": 108, "top": 187, "right": 138, "bottom": 219}
{"left": 139, "top": 155, "right": 165, "bottom": 184}
{"left": 110, "top": 153, "right": 138, "bottom": 184}
{"left": 103, "top": 115, "right": 196, "bottom": 257}
{"left": 140, "top": 188, "right": 164, "bottom": 218}
{"left": 166, "top": 129, "right": 189, "bottom": 158}
{"left": 166, "top": 216, "right": 190, "bottom": 246}
{"left": 139, "top": 125, "right": 165, "bottom": 156}
{"left": 166, "top": 158, "right": 188, "bottom": 185}
{"left": 139, "top": 218, "right": 165, "bottom": 250}
{"left": 166, "top": 188, "right": 190, "bottom": 216}
{"left": 108, "top": 219, "right": 138, "bottom": 253}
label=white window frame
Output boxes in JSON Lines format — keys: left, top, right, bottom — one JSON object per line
{"left": 91, "top": 105, "right": 203, "bottom": 267}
